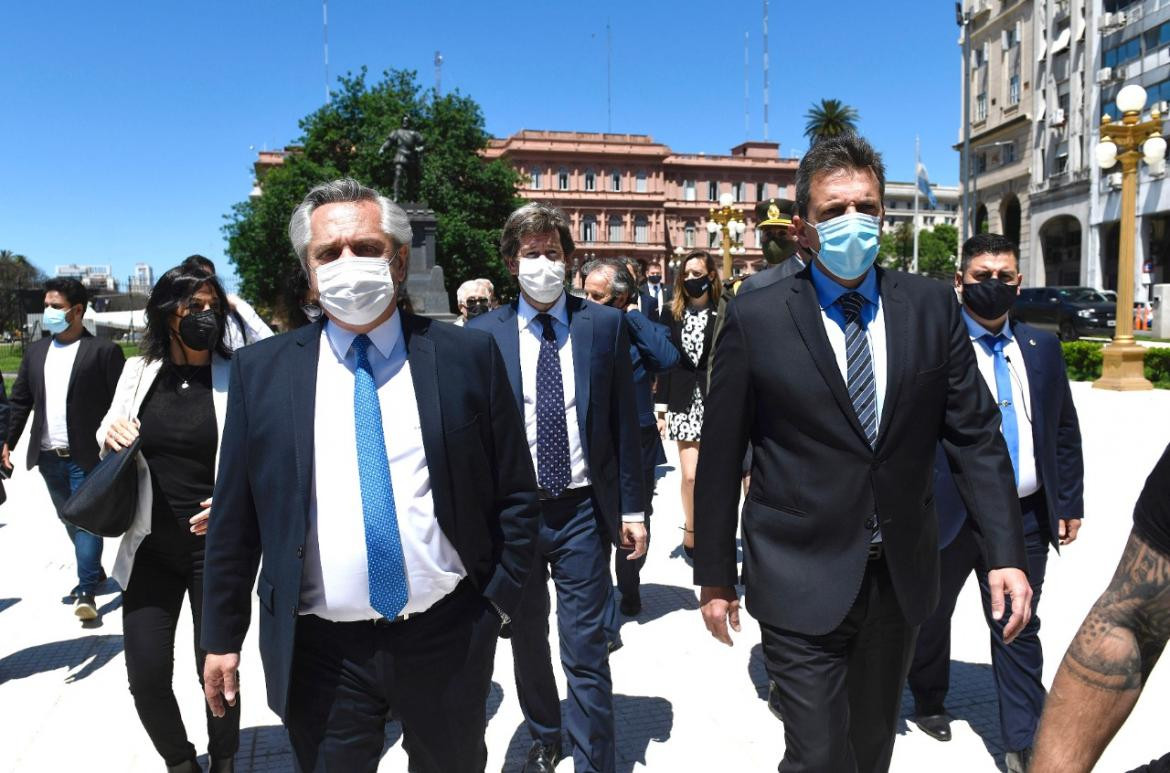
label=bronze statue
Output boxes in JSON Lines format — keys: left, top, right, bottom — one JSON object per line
{"left": 379, "top": 115, "right": 426, "bottom": 202}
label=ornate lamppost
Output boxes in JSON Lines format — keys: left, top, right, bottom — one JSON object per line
{"left": 1094, "top": 83, "right": 1166, "bottom": 391}
{"left": 706, "top": 192, "right": 747, "bottom": 279}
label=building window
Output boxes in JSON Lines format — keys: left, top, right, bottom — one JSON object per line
{"left": 975, "top": 153, "right": 987, "bottom": 174}
{"left": 1054, "top": 153, "right": 1069, "bottom": 176}
{"left": 733, "top": 182, "right": 744, "bottom": 202}
{"left": 708, "top": 181, "right": 718, "bottom": 201}
{"left": 1104, "top": 36, "right": 1142, "bottom": 70}
{"left": 1009, "top": 74, "right": 1020, "bottom": 105}
{"left": 684, "top": 179, "right": 696, "bottom": 201}
{"left": 611, "top": 170, "right": 622, "bottom": 192}
{"left": 636, "top": 170, "right": 647, "bottom": 192}
{"left": 634, "top": 215, "right": 649, "bottom": 244}
{"left": 708, "top": 227, "right": 719, "bottom": 248}
{"left": 608, "top": 215, "right": 623, "bottom": 243}
{"left": 757, "top": 182, "right": 768, "bottom": 201}
{"left": 684, "top": 221, "right": 696, "bottom": 247}
{"left": 1145, "top": 21, "right": 1170, "bottom": 54}
{"left": 530, "top": 169, "right": 541, "bottom": 189}
{"left": 1003, "top": 142, "right": 1016, "bottom": 164}
{"left": 585, "top": 169, "right": 596, "bottom": 191}
{"left": 558, "top": 167, "right": 569, "bottom": 190}
{"left": 975, "top": 91, "right": 988, "bottom": 121}
{"left": 582, "top": 215, "right": 597, "bottom": 243}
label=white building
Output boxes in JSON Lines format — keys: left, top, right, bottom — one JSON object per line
{"left": 882, "top": 181, "right": 961, "bottom": 233}
{"left": 54, "top": 264, "right": 118, "bottom": 292}
{"left": 129, "top": 263, "right": 154, "bottom": 295}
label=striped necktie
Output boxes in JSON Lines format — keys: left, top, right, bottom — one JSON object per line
{"left": 838, "top": 292, "right": 878, "bottom": 448}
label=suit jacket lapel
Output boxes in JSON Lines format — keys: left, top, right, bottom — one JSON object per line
{"left": 876, "top": 270, "right": 909, "bottom": 445}
{"left": 290, "top": 321, "right": 322, "bottom": 524}
{"left": 1014, "top": 324, "right": 1048, "bottom": 456}
{"left": 786, "top": 276, "right": 869, "bottom": 445}
{"left": 403, "top": 314, "right": 455, "bottom": 536}
{"left": 568, "top": 295, "right": 593, "bottom": 441}
{"left": 65, "top": 331, "right": 93, "bottom": 400}
{"left": 495, "top": 304, "right": 524, "bottom": 413}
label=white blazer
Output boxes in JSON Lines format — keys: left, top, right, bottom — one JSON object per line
{"left": 96, "top": 355, "right": 231, "bottom": 589}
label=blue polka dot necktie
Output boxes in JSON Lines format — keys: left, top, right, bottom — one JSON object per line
{"left": 352, "top": 334, "right": 408, "bottom": 619}
{"left": 980, "top": 333, "right": 1020, "bottom": 486}
{"left": 535, "top": 313, "right": 572, "bottom": 497}
{"left": 838, "top": 292, "right": 877, "bottom": 448}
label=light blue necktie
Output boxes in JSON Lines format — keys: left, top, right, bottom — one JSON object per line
{"left": 981, "top": 333, "right": 1020, "bottom": 486}
{"left": 352, "top": 334, "right": 408, "bottom": 619}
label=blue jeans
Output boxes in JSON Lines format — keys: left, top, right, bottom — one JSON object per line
{"left": 38, "top": 451, "right": 104, "bottom": 596}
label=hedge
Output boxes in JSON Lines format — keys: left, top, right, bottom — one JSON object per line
{"left": 1061, "top": 341, "right": 1170, "bottom": 388}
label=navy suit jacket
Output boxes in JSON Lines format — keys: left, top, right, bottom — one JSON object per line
{"left": 469, "top": 293, "right": 645, "bottom": 544}
{"left": 935, "top": 320, "right": 1085, "bottom": 551}
{"left": 626, "top": 309, "right": 679, "bottom": 471}
{"left": 200, "top": 313, "right": 540, "bottom": 718}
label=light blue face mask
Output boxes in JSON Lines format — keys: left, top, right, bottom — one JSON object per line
{"left": 43, "top": 306, "right": 70, "bottom": 334}
{"left": 812, "top": 212, "right": 881, "bottom": 280}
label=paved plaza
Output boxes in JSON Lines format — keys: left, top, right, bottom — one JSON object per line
{"left": 2, "top": 381, "right": 1170, "bottom": 771}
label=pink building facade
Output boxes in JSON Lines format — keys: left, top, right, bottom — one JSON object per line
{"left": 482, "top": 130, "right": 799, "bottom": 275}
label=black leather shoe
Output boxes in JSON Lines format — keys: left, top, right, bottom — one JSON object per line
{"left": 619, "top": 593, "right": 641, "bottom": 617}
{"left": 498, "top": 621, "right": 512, "bottom": 639}
{"left": 209, "top": 756, "right": 235, "bottom": 773}
{"left": 766, "top": 680, "right": 784, "bottom": 721}
{"left": 1005, "top": 747, "right": 1032, "bottom": 773}
{"left": 910, "top": 713, "right": 952, "bottom": 742}
{"left": 165, "top": 758, "right": 200, "bottom": 773}
{"left": 520, "top": 741, "right": 561, "bottom": 773}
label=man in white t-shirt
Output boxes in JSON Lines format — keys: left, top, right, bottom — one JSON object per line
{"left": 4, "top": 278, "right": 125, "bottom": 621}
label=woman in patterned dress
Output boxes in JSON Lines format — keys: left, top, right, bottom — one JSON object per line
{"left": 657, "top": 250, "right": 720, "bottom": 557}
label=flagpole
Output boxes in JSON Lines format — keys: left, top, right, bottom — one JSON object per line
{"left": 912, "top": 135, "right": 921, "bottom": 274}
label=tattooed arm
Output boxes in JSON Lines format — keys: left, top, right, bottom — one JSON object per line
{"left": 1031, "top": 530, "right": 1170, "bottom": 773}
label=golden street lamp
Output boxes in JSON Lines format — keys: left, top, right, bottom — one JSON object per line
{"left": 706, "top": 192, "right": 747, "bottom": 279}
{"left": 1094, "top": 83, "right": 1166, "bottom": 391}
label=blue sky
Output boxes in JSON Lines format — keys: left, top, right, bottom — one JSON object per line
{"left": 1, "top": 1, "right": 962, "bottom": 291}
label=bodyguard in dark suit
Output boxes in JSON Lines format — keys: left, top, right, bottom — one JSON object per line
{"left": 582, "top": 258, "right": 679, "bottom": 617}
{"left": 694, "top": 135, "right": 1032, "bottom": 772}
{"left": 643, "top": 260, "right": 671, "bottom": 321}
{"left": 4, "top": 277, "right": 124, "bottom": 619}
{"left": 907, "top": 234, "right": 1084, "bottom": 773}
{"left": 201, "top": 180, "right": 539, "bottom": 773}
{"left": 469, "top": 203, "right": 645, "bottom": 773}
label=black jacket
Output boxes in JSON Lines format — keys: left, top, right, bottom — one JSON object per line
{"left": 656, "top": 303, "right": 719, "bottom": 413}
{"left": 6, "top": 331, "right": 125, "bottom": 472}
{"left": 200, "top": 314, "right": 540, "bottom": 718}
{"left": 694, "top": 267, "right": 1026, "bottom": 636}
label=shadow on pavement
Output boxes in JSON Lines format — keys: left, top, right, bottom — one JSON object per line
{"left": 618, "top": 582, "right": 698, "bottom": 628}
{"left": 501, "top": 693, "right": 673, "bottom": 773}
{"left": 0, "top": 597, "right": 20, "bottom": 614}
{"left": 0, "top": 633, "right": 123, "bottom": 684}
{"left": 194, "top": 681, "right": 505, "bottom": 772}
{"left": 898, "top": 660, "right": 1005, "bottom": 771}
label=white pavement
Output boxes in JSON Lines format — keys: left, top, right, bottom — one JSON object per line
{"left": 2, "top": 381, "right": 1169, "bottom": 772}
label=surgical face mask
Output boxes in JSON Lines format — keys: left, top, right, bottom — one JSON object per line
{"left": 811, "top": 212, "right": 881, "bottom": 281}
{"left": 464, "top": 298, "right": 490, "bottom": 319}
{"left": 961, "top": 277, "right": 1019, "bottom": 320}
{"left": 315, "top": 256, "right": 396, "bottom": 326}
{"left": 43, "top": 306, "right": 71, "bottom": 335}
{"left": 178, "top": 309, "right": 220, "bottom": 352}
{"left": 517, "top": 256, "right": 566, "bottom": 304}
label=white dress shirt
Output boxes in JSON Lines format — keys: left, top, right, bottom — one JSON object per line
{"left": 41, "top": 337, "right": 80, "bottom": 450}
{"left": 517, "top": 293, "right": 643, "bottom": 522}
{"left": 963, "top": 311, "right": 1039, "bottom": 499}
{"left": 299, "top": 314, "right": 466, "bottom": 621}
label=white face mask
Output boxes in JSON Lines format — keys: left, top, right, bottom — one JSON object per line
{"left": 517, "top": 256, "right": 566, "bottom": 305}
{"left": 315, "top": 256, "right": 396, "bottom": 326}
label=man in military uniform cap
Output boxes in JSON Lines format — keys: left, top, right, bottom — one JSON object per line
{"left": 737, "top": 198, "right": 808, "bottom": 295}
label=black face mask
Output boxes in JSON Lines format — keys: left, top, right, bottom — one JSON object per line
{"left": 683, "top": 277, "right": 711, "bottom": 298}
{"left": 962, "top": 278, "right": 1019, "bottom": 321}
{"left": 647, "top": 274, "right": 662, "bottom": 285}
{"left": 465, "top": 299, "right": 490, "bottom": 319}
{"left": 178, "top": 309, "right": 219, "bottom": 352}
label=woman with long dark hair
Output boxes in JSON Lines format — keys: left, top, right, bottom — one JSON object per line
{"left": 98, "top": 264, "right": 239, "bottom": 772}
{"left": 659, "top": 249, "right": 720, "bottom": 556}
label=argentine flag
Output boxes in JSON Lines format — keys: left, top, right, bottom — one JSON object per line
{"left": 916, "top": 162, "right": 939, "bottom": 209}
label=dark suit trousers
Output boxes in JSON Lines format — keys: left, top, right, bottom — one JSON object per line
{"left": 511, "top": 491, "right": 615, "bottom": 773}
{"left": 285, "top": 581, "right": 500, "bottom": 773}
{"left": 760, "top": 554, "right": 918, "bottom": 773}
{"left": 907, "top": 491, "right": 1050, "bottom": 752}
{"left": 615, "top": 425, "right": 659, "bottom": 600}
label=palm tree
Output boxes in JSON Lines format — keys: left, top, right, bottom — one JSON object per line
{"left": 804, "top": 99, "right": 860, "bottom": 143}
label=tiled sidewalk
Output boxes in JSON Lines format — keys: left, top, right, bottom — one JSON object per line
{"left": 3, "top": 381, "right": 1170, "bottom": 771}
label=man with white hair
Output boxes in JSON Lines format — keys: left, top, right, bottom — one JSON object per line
{"left": 200, "top": 178, "right": 539, "bottom": 772}
{"left": 455, "top": 278, "right": 495, "bottom": 327}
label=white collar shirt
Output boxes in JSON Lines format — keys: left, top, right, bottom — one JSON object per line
{"left": 299, "top": 313, "right": 466, "bottom": 621}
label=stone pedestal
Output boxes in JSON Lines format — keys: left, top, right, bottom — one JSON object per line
{"left": 400, "top": 203, "right": 456, "bottom": 321}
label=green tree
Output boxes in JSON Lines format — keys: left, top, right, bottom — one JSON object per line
{"left": 0, "top": 250, "right": 45, "bottom": 336}
{"left": 878, "top": 222, "right": 914, "bottom": 270}
{"left": 804, "top": 99, "right": 860, "bottom": 143}
{"left": 224, "top": 69, "right": 521, "bottom": 325}
{"left": 877, "top": 222, "right": 959, "bottom": 277}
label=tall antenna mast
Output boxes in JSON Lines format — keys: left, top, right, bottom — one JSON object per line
{"left": 744, "top": 32, "right": 750, "bottom": 139}
{"left": 606, "top": 20, "right": 613, "bottom": 132}
{"left": 762, "top": 0, "right": 770, "bottom": 140}
{"left": 323, "top": 0, "right": 330, "bottom": 102}
{"left": 434, "top": 51, "right": 443, "bottom": 96}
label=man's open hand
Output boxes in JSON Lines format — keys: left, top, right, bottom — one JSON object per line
{"left": 988, "top": 568, "right": 1033, "bottom": 644}
{"left": 700, "top": 585, "right": 741, "bottom": 646}
{"left": 204, "top": 652, "right": 240, "bottom": 718}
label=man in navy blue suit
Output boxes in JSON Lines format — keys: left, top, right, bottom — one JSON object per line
{"left": 907, "top": 233, "right": 1085, "bottom": 773}
{"left": 582, "top": 258, "right": 679, "bottom": 617}
{"left": 200, "top": 179, "right": 539, "bottom": 773}
{"left": 469, "top": 203, "right": 646, "bottom": 773}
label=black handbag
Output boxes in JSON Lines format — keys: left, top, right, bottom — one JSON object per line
{"left": 61, "top": 436, "right": 142, "bottom": 537}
